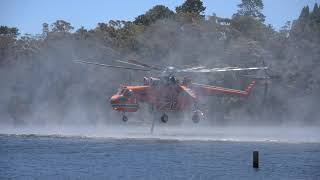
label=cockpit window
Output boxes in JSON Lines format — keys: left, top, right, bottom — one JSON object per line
{"left": 117, "top": 88, "right": 133, "bottom": 97}
{"left": 117, "top": 88, "right": 123, "bottom": 94}
{"left": 123, "top": 89, "right": 133, "bottom": 97}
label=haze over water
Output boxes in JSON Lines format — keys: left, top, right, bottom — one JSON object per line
{"left": 1, "top": 129, "right": 320, "bottom": 180}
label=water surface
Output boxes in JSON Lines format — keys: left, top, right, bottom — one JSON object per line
{"left": 1, "top": 133, "right": 320, "bottom": 180}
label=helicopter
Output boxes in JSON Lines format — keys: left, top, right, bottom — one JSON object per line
{"left": 75, "top": 59, "right": 269, "bottom": 132}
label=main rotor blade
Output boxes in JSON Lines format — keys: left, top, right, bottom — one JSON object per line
{"left": 115, "top": 60, "right": 147, "bottom": 69}
{"left": 128, "top": 59, "right": 162, "bottom": 71}
{"left": 179, "top": 66, "right": 268, "bottom": 73}
{"left": 74, "top": 60, "right": 151, "bottom": 71}
{"left": 240, "top": 75, "right": 271, "bottom": 79}
{"left": 181, "top": 66, "right": 206, "bottom": 71}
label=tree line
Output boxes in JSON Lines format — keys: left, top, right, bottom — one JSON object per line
{"left": 0, "top": 0, "right": 319, "bottom": 125}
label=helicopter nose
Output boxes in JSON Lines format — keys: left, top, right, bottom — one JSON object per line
{"left": 110, "top": 95, "right": 120, "bottom": 105}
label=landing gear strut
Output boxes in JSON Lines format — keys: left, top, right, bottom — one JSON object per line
{"left": 122, "top": 112, "right": 128, "bottom": 122}
{"left": 160, "top": 113, "right": 168, "bottom": 123}
{"left": 192, "top": 110, "right": 203, "bottom": 123}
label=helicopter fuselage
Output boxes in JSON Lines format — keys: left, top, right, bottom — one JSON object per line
{"left": 110, "top": 76, "right": 194, "bottom": 113}
{"left": 74, "top": 59, "right": 265, "bottom": 124}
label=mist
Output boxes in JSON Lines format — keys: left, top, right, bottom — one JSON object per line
{"left": 1, "top": 2, "right": 320, "bottom": 143}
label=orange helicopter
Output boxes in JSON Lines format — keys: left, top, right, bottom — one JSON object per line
{"left": 75, "top": 59, "right": 269, "bottom": 131}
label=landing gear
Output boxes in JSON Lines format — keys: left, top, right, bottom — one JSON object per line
{"left": 192, "top": 110, "right": 203, "bottom": 123}
{"left": 122, "top": 114, "right": 128, "bottom": 122}
{"left": 160, "top": 113, "right": 168, "bottom": 123}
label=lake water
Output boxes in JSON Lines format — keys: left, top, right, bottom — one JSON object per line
{"left": 1, "top": 126, "right": 320, "bottom": 180}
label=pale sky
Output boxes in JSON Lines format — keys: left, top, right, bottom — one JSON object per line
{"left": 1, "top": 0, "right": 319, "bottom": 35}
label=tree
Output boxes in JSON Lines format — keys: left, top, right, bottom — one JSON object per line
{"left": 291, "top": 5, "right": 320, "bottom": 40}
{"left": 236, "top": 0, "right": 265, "bottom": 22}
{"left": 230, "top": 15, "right": 266, "bottom": 41}
{"left": 312, "top": 3, "right": 318, "bottom": 14}
{"left": 134, "top": 5, "right": 175, "bottom": 26}
{"left": 299, "top": 6, "right": 309, "bottom": 20}
{"left": 279, "top": 21, "right": 291, "bottom": 38}
{"left": 175, "top": 0, "right": 206, "bottom": 16}
{"left": 51, "top": 20, "right": 74, "bottom": 33}
{"left": 75, "top": 26, "right": 89, "bottom": 39}
{"left": 0, "top": 26, "right": 19, "bottom": 62}
{"left": 310, "top": 3, "right": 320, "bottom": 23}
{"left": 42, "top": 23, "right": 49, "bottom": 37}
{"left": 0, "top": 26, "right": 19, "bottom": 38}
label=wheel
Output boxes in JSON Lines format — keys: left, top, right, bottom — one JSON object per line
{"left": 192, "top": 111, "right": 201, "bottom": 123}
{"left": 122, "top": 115, "right": 128, "bottom": 122}
{"left": 160, "top": 113, "right": 168, "bottom": 123}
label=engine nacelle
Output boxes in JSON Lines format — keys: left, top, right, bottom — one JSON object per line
{"left": 182, "top": 77, "right": 192, "bottom": 86}
{"left": 143, "top": 77, "right": 160, "bottom": 86}
{"left": 143, "top": 77, "right": 149, "bottom": 85}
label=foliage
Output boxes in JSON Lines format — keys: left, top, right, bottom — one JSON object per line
{"left": 51, "top": 20, "right": 74, "bottom": 32}
{"left": 0, "top": 26, "right": 20, "bottom": 38}
{"left": 134, "top": 5, "right": 175, "bottom": 26}
{"left": 292, "top": 4, "right": 320, "bottom": 40}
{"left": 176, "top": 0, "right": 206, "bottom": 16}
{"left": 1, "top": 0, "right": 320, "bottom": 125}
{"left": 236, "top": 0, "right": 265, "bottom": 22}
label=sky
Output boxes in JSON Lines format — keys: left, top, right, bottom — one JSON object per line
{"left": 1, "top": 0, "right": 319, "bottom": 35}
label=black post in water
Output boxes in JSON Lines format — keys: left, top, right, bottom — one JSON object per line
{"left": 253, "top": 151, "right": 259, "bottom": 168}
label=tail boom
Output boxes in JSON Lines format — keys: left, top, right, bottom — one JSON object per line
{"left": 191, "top": 80, "right": 256, "bottom": 97}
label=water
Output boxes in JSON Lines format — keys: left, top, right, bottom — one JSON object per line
{"left": 1, "top": 127, "right": 320, "bottom": 180}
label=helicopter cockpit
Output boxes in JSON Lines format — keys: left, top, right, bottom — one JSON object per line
{"left": 117, "top": 88, "right": 133, "bottom": 98}
{"left": 161, "top": 66, "right": 179, "bottom": 85}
